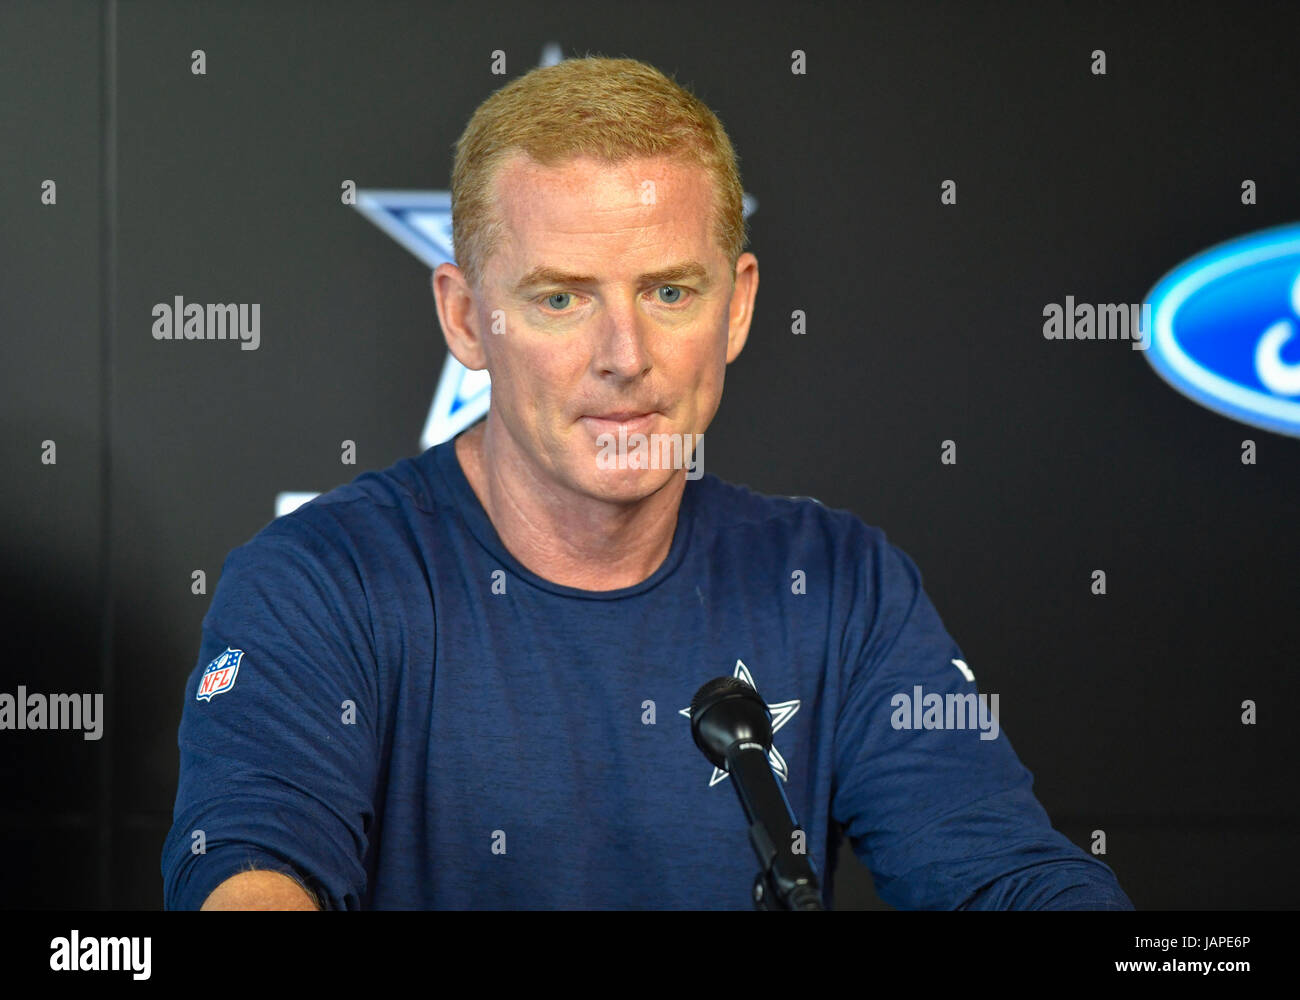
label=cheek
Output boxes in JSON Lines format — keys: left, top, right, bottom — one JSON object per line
{"left": 504, "top": 336, "right": 582, "bottom": 423}
{"left": 685, "top": 349, "right": 728, "bottom": 426}
{"left": 700, "top": 369, "right": 726, "bottom": 414}
{"left": 688, "top": 346, "right": 727, "bottom": 397}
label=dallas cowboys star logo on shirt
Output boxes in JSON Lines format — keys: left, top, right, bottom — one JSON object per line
{"left": 680, "top": 659, "right": 801, "bottom": 787}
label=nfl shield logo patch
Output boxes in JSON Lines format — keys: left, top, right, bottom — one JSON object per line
{"left": 197, "top": 647, "right": 244, "bottom": 701}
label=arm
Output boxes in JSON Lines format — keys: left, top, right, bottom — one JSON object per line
{"left": 831, "top": 531, "right": 1132, "bottom": 910}
{"left": 161, "top": 515, "right": 382, "bottom": 911}
{"left": 201, "top": 869, "right": 321, "bottom": 911}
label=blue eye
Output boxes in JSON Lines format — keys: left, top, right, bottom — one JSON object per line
{"left": 540, "top": 287, "right": 687, "bottom": 312}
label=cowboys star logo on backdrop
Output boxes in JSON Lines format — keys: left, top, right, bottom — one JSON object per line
{"left": 275, "top": 43, "right": 759, "bottom": 516}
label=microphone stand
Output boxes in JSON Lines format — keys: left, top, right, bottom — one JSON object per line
{"left": 691, "top": 677, "right": 824, "bottom": 911}
{"left": 725, "top": 742, "right": 824, "bottom": 911}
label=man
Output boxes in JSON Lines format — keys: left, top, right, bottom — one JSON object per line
{"left": 162, "top": 56, "right": 1132, "bottom": 910}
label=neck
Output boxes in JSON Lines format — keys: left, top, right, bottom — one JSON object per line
{"left": 453, "top": 417, "right": 686, "bottom": 591}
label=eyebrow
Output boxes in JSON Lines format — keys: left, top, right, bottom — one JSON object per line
{"left": 511, "top": 260, "right": 712, "bottom": 296}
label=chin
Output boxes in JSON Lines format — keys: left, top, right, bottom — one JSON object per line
{"left": 579, "top": 465, "right": 676, "bottom": 504}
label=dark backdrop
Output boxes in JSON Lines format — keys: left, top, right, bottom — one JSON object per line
{"left": 2, "top": 0, "right": 1297, "bottom": 909}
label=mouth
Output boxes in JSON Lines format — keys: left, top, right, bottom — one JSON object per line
{"left": 579, "top": 411, "right": 659, "bottom": 435}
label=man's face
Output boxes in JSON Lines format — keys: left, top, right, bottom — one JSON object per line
{"left": 452, "top": 152, "right": 755, "bottom": 504}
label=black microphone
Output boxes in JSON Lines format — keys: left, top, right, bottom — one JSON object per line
{"left": 690, "top": 677, "right": 823, "bottom": 910}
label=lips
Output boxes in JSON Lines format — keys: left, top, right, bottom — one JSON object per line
{"left": 579, "top": 411, "right": 659, "bottom": 434}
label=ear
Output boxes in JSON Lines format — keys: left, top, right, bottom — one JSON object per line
{"left": 725, "top": 252, "right": 758, "bottom": 364}
{"left": 432, "top": 262, "right": 488, "bottom": 371}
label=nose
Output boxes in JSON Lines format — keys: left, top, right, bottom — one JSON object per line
{"left": 592, "top": 300, "right": 653, "bottom": 380}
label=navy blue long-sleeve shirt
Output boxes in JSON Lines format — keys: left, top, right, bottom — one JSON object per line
{"left": 162, "top": 437, "right": 1132, "bottom": 910}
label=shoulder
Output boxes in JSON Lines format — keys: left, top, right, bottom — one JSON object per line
{"left": 688, "top": 476, "right": 937, "bottom": 662}
{"left": 689, "top": 472, "right": 898, "bottom": 570}
{"left": 222, "top": 449, "right": 447, "bottom": 575}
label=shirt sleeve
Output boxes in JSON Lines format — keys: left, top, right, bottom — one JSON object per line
{"left": 161, "top": 514, "right": 382, "bottom": 910}
{"left": 831, "top": 531, "right": 1133, "bottom": 910}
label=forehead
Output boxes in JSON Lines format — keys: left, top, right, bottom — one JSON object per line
{"left": 488, "top": 151, "right": 718, "bottom": 262}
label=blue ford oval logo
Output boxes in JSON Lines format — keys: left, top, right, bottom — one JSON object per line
{"left": 1145, "top": 223, "right": 1300, "bottom": 437}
